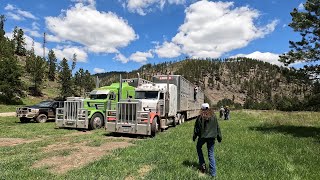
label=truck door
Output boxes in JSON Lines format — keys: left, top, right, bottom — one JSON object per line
{"left": 49, "top": 102, "right": 58, "bottom": 118}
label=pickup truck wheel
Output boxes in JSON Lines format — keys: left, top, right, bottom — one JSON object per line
{"left": 36, "top": 114, "right": 47, "bottom": 123}
{"left": 151, "top": 117, "right": 158, "bottom": 137}
{"left": 20, "top": 117, "right": 30, "bottom": 123}
{"left": 89, "top": 113, "right": 103, "bottom": 130}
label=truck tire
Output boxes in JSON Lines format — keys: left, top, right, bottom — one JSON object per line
{"left": 172, "top": 117, "right": 176, "bottom": 127}
{"left": 20, "top": 117, "right": 30, "bottom": 123}
{"left": 89, "top": 113, "right": 104, "bottom": 130}
{"left": 151, "top": 117, "right": 158, "bottom": 137}
{"left": 36, "top": 114, "right": 48, "bottom": 123}
{"left": 181, "top": 114, "right": 185, "bottom": 124}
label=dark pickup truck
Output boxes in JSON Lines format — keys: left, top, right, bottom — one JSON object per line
{"left": 16, "top": 101, "right": 64, "bottom": 123}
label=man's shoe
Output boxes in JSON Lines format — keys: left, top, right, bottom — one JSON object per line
{"left": 199, "top": 164, "right": 206, "bottom": 173}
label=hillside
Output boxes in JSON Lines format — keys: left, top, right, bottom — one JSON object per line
{"left": 96, "top": 58, "right": 312, "bottom": 106}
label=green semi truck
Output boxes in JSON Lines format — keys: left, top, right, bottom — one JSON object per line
{"left": 56, "top": 82, "right": 135, "bottom": 130}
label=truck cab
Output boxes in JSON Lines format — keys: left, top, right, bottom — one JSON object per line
{"left": 56, "top": 82, "right": 135, "bottom": 130}
{"left": 106, "top": 83, "right": 178, "bottom": 136}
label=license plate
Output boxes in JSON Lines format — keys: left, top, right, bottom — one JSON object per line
{"left": 122, "top": 126, "right": 129, "bottom": 132}
{"left": 66, "top": 121, "right": 75, "bottom": 125}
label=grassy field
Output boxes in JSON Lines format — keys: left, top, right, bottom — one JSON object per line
{"left": 0, "top": 110, "right": 319, "bottom": 179}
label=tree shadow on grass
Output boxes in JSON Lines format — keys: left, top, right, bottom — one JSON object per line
{"left": 249, "top": 125, "right": 320, "bottom": 143}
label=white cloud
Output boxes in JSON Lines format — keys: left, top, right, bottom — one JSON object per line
{"left": 46, "top": 34, "right": 61, "bottom": 43}
{"left": 4, "top": 4, "right": 37, "bottom": 20}
{"left": 71, "top": 0, "right": 96, "bottom": 7}
{"left": 24, "top": 28, "right": 42, "bottom": 38}
{"left": 7, "top": 12, "right": 23, "bottom": 21}
{"left": 298, "top": 3, "right": 304, "bottom": 11}
{"left": 93, "top": 68, "right": 105, "bottom": 73}
{"left": 155, "top": 41, "right": 181, "bottom": 58}
{"left": 125, "top": 0, "right": 185, "bottom": 15}
{"left": 4, "top": 4, "right": 15, "bottom": 11}
{"left": 168, "top": 1, "right": 278, "bottom": 58}
{"left": 231, "top": 51, "right": 283, "bottom": 66}
{"left": 45, "top": 2, "right": 137, "bottom": 53}
{"left": 32, "top": 22, "right": 40, "bottom": 30}
{"left": 53, "top": 46, "right": 88, "bottom": 62}
{"left": 129, "top": 51, "right": 153, "bottom": 63}
{"left": 114, "top": 53, "right": 129, "bottom": 63}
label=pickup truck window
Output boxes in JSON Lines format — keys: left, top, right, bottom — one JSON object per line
{"left": 136, "top": 91, "right": 158, "bottom": 99}
{"left": 36, "top": 101, "right": 54, "bottom": 107}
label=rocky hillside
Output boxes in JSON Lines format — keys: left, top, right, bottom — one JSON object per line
{"left": 95, "top": 58, "right": 312, "bottom": 105}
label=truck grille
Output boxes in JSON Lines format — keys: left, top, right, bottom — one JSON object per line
{"left": 117, "top": 102, "right": 138, "bottom": 123}
{"left": 64, "top": 101, "right": 83, "bottom": 121}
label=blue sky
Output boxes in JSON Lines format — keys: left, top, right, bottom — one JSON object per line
{"left": 0, "top": 0, "right": 306, "bottom": 73}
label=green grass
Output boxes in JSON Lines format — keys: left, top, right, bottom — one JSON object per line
{"left": 0, "top": 110, "right": 320, "bottom": 179}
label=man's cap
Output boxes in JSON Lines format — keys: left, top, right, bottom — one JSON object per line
{"left": 201, "top": 103, "right": 210, "bottom": 110}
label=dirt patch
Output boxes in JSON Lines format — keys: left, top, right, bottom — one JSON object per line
{"left": 33, "top": 141, "right": 134, "bottom": 174}
{"left": 0, "top": 112, "right": 16, "bottom": 117}
{"left": 0, "top": 138, "right": 40, "bottom": 147}
{"left": 125, "top": 165, "right": 154, "bottom": 180}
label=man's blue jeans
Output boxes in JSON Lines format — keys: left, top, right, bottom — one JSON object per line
{"left": 196, "top": 138, "right": 216, "bottom": 176}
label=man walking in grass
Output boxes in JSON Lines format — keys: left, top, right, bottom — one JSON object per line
{"left": 193, "top": 103, "right": 222, "bottom": 177}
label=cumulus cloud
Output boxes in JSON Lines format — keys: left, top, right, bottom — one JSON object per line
{"left": 45, "top": 2, "right": 137, "bottom": 53}
{"left": 93, "top": 68, "right": 105, "bottom": 73}
{"left": 155, "top": 41, "right": 181, "bottom": 58}
{"left": 163, "top": 1, "right": 279, "bottom": 59}
{"left": 114, "top": 53, "right": 129, "bottom": 63}
{"left": 53, "top": 46, "right": 88, "bottom": 62}
{"left": 24, "top": 28, "right": 42, "bottom": 38}
{"left": 231, "top": 51, "right": 283, "bottom": 66}
{"left": 129, "top": 51, "right": 153, "bottom": 63}
{"left": 4, "top": 4, "right": 37, "bottom": 20}
{"left": 125, "top": 0, "right": 185, "bottom": 15}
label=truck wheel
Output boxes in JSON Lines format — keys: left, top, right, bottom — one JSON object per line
{"left": 181, "top": 114, "right": 185, "bottom": 124}
{"left": 36, "top": 114, "right": 47, "bottom": 123}
{"left": 172, "top": 116, "right": 177, "bottom": 127}
{"left": 20, "top": 117, "right": 30, "bottom": 123}
{"left": 151, "top": 117, "right": 158, "bottom": 137}
{"left": 89, "top": 113, "right": 103, "bottom": 130}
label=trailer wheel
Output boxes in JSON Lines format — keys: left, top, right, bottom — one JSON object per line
{"left": 20, "top": 117, "right": 30, "bottom": 123}
{"left": 89, "top": 113, "right": 103, "bottom": 130}
{"left": 151, "top": 117, "right": 158, "bottom": 137}
{"left": 36, "top": 114, "right": 47, "bottom": 123}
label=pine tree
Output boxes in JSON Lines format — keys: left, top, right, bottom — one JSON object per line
{"left": 13, "top": 27, "right": 26, "bottom": 56}
{"left": 83, "top": 70, "right": 95, "bottom": 93}
{"left": 74, "top": 68, "right": 85, "bottom": 96}
{"left": 58, "top": 58, "right": 73, "bottom": 98}
{"left": 71, "top": 53, "right": 77, "bottom": 71}
{"left": 47, "top": 50, "right": 57, "bottom": 81}
{"left": 0, "top": 15, "right": 5, "bottom": 40}
{"left": 25, "top": 48, "right": 46, "bottom": 96}
{"left": 0, "top": 15, "right": 23, "bottom": 103}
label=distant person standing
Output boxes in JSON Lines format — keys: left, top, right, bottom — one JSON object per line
{"left": 219, "top": 106, "right": 224, "bottom": 119}
{"left": 224, "top": 106, "right": 230, "bottom": 120}
{"left": 193, "top": 103, "right": 222, "bottom": 177}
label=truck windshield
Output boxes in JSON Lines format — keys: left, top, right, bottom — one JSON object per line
{"left": 135, "top": 91, "right": 158, "bottom": 99}
{"left": 36, "top": 101, "right": 54, "bottom": 107}
{"left": 90, "top": 94, "right": 108, "bottom": 99}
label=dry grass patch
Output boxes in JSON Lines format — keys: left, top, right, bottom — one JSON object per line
{"left": 33, "top": 140, "right": 134, "bottom": 174}
{"left": 125, "top": 165, "right": 154, "bottom": 180}
{"left": 0, "top": 138, "right": 40, "bottom": 147}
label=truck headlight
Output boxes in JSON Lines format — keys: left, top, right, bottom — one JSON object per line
{"left": 31, "top": 109, "right": 39, "bottom": 113}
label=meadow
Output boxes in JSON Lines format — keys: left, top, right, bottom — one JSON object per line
{"left": 0, "top": 110, "right": 319, "bottom": 179}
